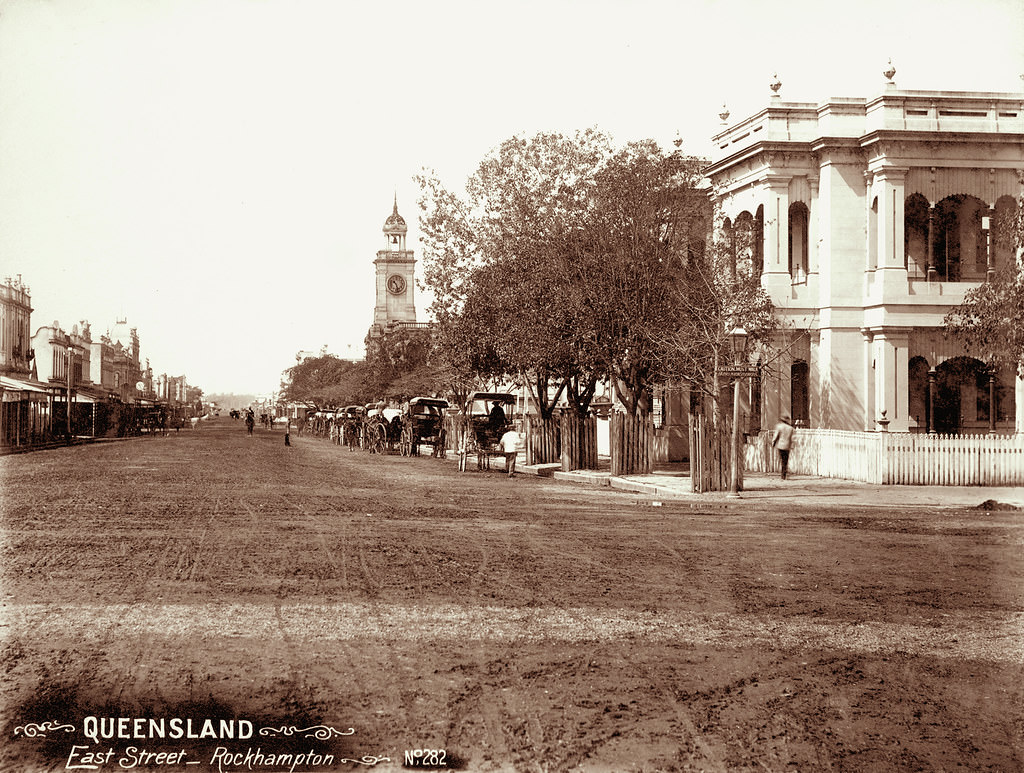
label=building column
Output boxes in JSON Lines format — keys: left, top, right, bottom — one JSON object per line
{"left": 988, "top": 372, "right": 997, "bottom": 434}
{"left": 869, "top": 328, "right": 910, "bottom": 432}
{"left": 927, "top": 368, "right": 937, "bottom": 434}
{"left": 808, "top": 176, "right": 820, "bottom": 277}
{"left": 779, "top": 342, "right": 793, "bottom": 426}
{"left": 760, "top": 176, "right": 791, "bottom": 294}
{"left": 809, "top": 330, "right": 822, "bottom": 428}
{"left": 984, "top": 206, "right": 996, "bottom": 282}
{"left": 874, "top": 167, "right": 910, "bottom": 298}
{"left": 862, "top": 330, "right": 875, "bottom": 431}
{"left": 926, "top": 204, "right": 937, "bottom": 281}
{"left": 1016, "top": 373, "right": 1024, "bottom": 434}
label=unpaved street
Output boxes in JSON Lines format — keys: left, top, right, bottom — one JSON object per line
{"left": 1, "top": 419, "right": 1022, "bottom": 772}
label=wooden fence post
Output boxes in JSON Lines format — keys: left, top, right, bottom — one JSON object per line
{"left": 610, "top": 410, "right": 653, "bottom": 476}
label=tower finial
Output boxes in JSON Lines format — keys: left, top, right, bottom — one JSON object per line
{"left": 393, "top": 191, "right": 399, "bottom": 216}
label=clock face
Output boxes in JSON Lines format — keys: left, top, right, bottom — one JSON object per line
{"left": 386, "top": 274, "right": 406, "bottom": 295}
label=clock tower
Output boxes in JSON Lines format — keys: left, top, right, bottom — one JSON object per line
{"left": 371, "top": 195, "right": 417, "bottom": 332}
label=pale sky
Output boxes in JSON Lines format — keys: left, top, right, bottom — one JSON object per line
{"left": 2, "top": 0, "right": 1022, "bottom": 395}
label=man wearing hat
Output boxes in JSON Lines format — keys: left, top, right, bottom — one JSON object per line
{"left": 771, "top": 415, "right": 794, "bottom": 480}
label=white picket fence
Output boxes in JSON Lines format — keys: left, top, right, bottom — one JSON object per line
{"left": 745, "top": 429, "right": 1024, "bottom": 486}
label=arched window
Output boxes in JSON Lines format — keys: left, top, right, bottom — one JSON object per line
{"left": 722, "top": 217, "right": 735, "bottom": 279}
{"left": 932, "top": 356, "right": 1008, "bottom": 434}
{"left": 934, "top": 195, "right": 987, "bottom": 281}
{"left": 734, "top": 211, "right": 756, "bottom": 279}
{"left": 791, "top": 360, "right": 809, "bottom": 427}
{"left": 904, "top": 193, "right": 930, "bottom": 279}
{"left": 788, "top": 202, "right": 809, "bottom": 283}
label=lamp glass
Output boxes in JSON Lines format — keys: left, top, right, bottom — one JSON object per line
{"left": 729, "top": 327, "right": 748, "bottom": 366}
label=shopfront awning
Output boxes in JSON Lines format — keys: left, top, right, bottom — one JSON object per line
{"left": 0, "top": 375, "right": 51, "bottom": 400}
{"left": 73, "top": 385, "right": 113, "bottom": 404}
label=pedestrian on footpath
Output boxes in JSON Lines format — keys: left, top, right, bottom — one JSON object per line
{"left": 771, "top": 415, "right": 794, "bottom": 480}
{"left": 498, "top": 426, "right": 521, "bottom": 478}
{"left": 285, "top": 419, "right": 291, "bottom": 446}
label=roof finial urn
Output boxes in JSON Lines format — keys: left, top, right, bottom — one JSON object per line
{"left": 719, "top": 103, "right": 731, "bottom": 124}
{"left": 769, "top": 73, "right": 782, "bottom": 98}
{"left": 883, "top": 58, "right": 896, "bottom": 85}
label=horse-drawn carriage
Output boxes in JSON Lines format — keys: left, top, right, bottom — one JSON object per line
{"left": 399, "top": 397, "right": 449, "bottom": 457}
{"left": 458, "top": 391, "right": 517, "bottom": 471}
{"left": 364, "top": 405, "right": 404, "bottom": 454}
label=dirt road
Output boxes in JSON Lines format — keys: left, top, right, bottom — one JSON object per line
{"left": 2, "top": 419, "right": 1022, "bottom": 771}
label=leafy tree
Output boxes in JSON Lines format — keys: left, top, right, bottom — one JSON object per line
{"left": 474, "top": 131, "right": 613, "bottom": 418}
{"left": 564, "top": 140, "right": 713, "bottom": 416}
{"left": 418, "top": 131, "right": 773, "bottom": 478}
{"left": 415, "top": 170, "right": 481, "bottom": 326}
{"left": 415, "top": 170, "right": 487, "bottom": 411}
{"left": 364, "top": 325, "right": 436, "bottom": 401}
{"left": 417, "top": 130, "right": 613, "bottom": 418}
{"left": 279, "top": 355, "right": 368, "bottom": 410}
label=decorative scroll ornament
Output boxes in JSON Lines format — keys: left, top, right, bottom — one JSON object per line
{"left": 769, "top": 73, "right": 782, "bottom": 97}
{"left": 337, "top": 756, "right": 391, "bottom": 766}
{"left": 719, "top": 103, "right": 730, "bottom": 124}
{"left": 14, "top": 721, "right": 75, "bottom": 738}
{"left": 258, "top": 725, "right": 355, "bottom": 740}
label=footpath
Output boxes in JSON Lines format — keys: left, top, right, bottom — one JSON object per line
{"left": 511, "top": 456, "right": 1024, "bottom": 511}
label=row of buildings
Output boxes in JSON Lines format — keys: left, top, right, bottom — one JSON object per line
{"left": 0, "top": 275, "right": 203, "bottom": 448}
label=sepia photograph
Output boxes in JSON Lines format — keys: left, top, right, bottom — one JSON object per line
{"left": 1, "top": 0, "right": 1023, "bottom": 770}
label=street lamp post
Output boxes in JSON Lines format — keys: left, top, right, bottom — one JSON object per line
{"left": 727, "top": 327, "right": 750, "bottom": 498}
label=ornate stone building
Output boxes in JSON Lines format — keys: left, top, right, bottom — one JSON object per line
{"left": 0, "top": 276, "right": 48, "bottom": 444}
{"left": 705, "top": 70, "right": 1023, "bottom": 435}
{"left": 0, "top": 275, "right": 33, "bottom": 377}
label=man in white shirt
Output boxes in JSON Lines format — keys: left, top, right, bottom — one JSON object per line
{"left": 498, "top": 427, "right": 521, "bottom": 478}
{"left": 771, "top": 415, "right": 795, "bottom": 480}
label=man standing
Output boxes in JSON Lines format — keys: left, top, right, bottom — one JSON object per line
{"left": 771, "top": 415, "right": 794, "bottom": 480}
{"left": 498, "top": 426, "right": 521, "bottom": 478}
